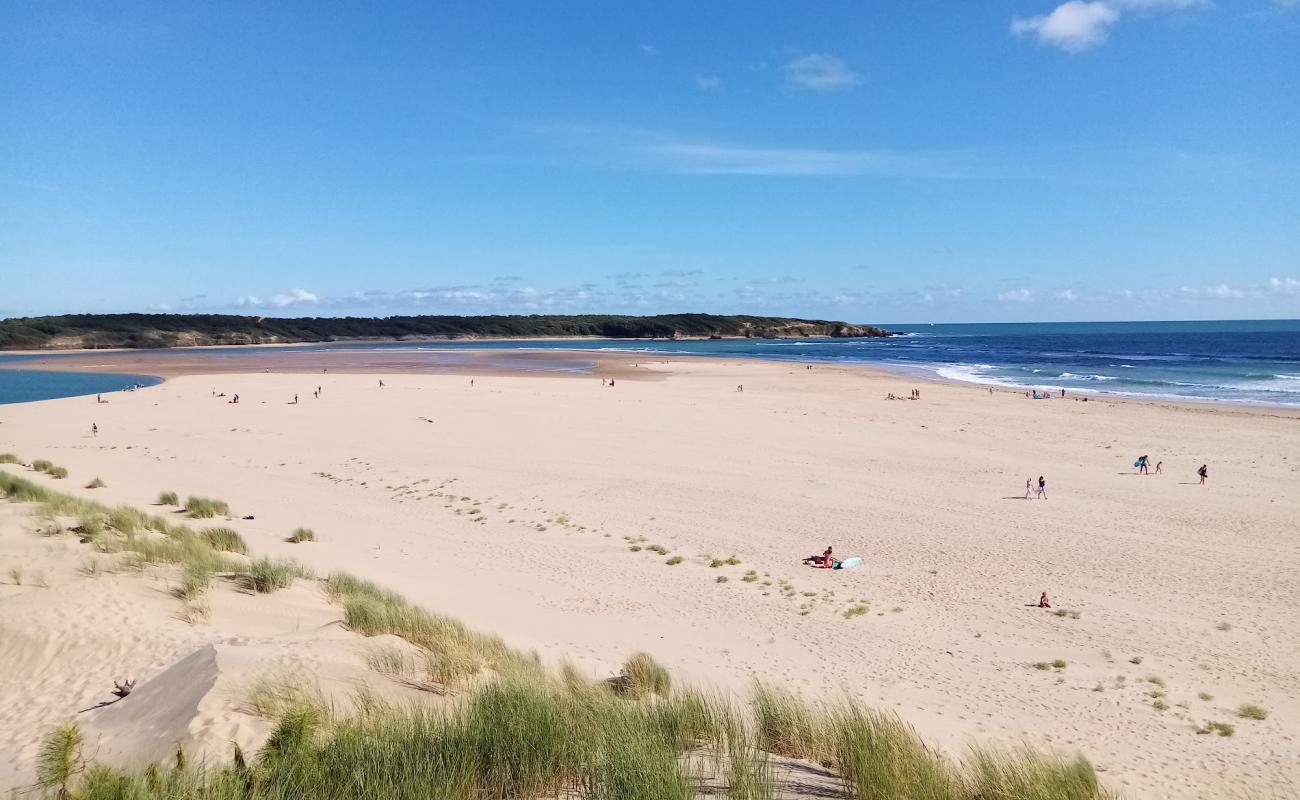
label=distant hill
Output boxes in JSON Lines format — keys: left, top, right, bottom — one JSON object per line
{"left": 0, "top": 313, "right": 890, "bottom": 350}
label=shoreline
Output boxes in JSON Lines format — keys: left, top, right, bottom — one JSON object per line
{"left": 5, "top": 345, "right": 1300, "bottom": 417}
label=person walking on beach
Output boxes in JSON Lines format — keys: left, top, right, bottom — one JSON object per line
{"left": 1024, "top": 478, "right": 1033, "bottom": 499}
{"left": 378, "top": 379, "right": 385, "bottom": 388}
{"left": 1155, "top": 460, "right": 1163, "bottom": 474}
{"left": 1137, "top": 455, "right": 1150, "bottom": 475}
{"left": 1198, "top": 464, "right": 1208, "bottom": 485}
{"left": 1037, "top": 475, "right": 1047, "bottom": 499}
{"left": 91, "top": 423, "right": 97, "bottom": 436}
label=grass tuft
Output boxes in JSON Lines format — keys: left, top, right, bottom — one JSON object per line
{"left": 157, "top": 490, "right": 179, "bottom": 506}
{"left": 1237, "top": 704, "right": 1268, "bottom": 721}
{"left": 616, "top": 652, "right": 672, "bottom": 698}
{"left": 85, "top": 477, "right": 106, "bottom": 489}
{"left": 185, "top": 496, "right": 231, "bottom": 519}
{"left": 244, "top": 558, "right": 311, "bottom": 593}
{"left": 201, "top": 526, "right": 248, "bottom": 554}
{"left": 288, "top": 527, "right": 316, "bottom": 543}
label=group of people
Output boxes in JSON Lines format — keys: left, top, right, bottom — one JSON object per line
{"left": 803, "top": 546, "right": 843, "bottom": 569}
{"left": 1024, "top": 476, "right": 1048, "bottom": 499}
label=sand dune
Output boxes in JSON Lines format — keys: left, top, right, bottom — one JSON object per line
{"left": 1, "top": 357, "right": 1297, "bottom": 798}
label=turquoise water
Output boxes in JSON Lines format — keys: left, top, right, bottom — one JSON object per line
{"left": 2, "top": 319, "right": 1297, "bottom": 406}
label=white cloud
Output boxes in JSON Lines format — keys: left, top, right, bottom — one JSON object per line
{"left": 235, "top": 295, "right": 263, "bottom": 307}
{"left": 271, "top": 288, "right": 319, "bottom": 307}
{"left": 1011, "top": 2, "right": 1121, "bottom": 52}
{"left": 695, "top": 74, "right": 723, "bottom": 91}
{"left": 998, "top": 288, "right": 1035, "bottom": 303}
{"left": 1054, "top": 289, "right": 1078, "bottom": 301}
{"left": 1269, "top": 276, "right": 1300, "bottom": 294}
{"left": 784, "top": 54, "right": 861, "bottom": 92}
{"left": 639, "top": 44, "right": 658, "bottom": 56}
{"left": 1011, "top": 0, "right": 1208, "bottom": 52}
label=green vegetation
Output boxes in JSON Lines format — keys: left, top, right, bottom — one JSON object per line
{"left": 0, "top": 313, "right": 889, "bottom": 350}
{"left": 0, "top": 453, "right": 20, "bottom": 464}
{"left": 47, "top": 466, "right": 68, "bottom": 479}
{"left": 1145, "top": 676, "right": 1165, "bottom": 688}
{"left": 741, "top": 570, "right": 758, "bottom": 583}
{"left": 665, "top": 556, "right": 683, "bottom": 565}
{"left": 245, "top": 558, "right": 311, "bottom": 594}
{"left": 716, "top": 576, "right": 728, "bottom": 583}
{"left": 201, "top": 527, "right": 248, "bottom": 554}
{"left": 288, "top": 527, "right": 316, "bottom": 543}
{"left": 32, "top": 459, "right": 53, "bottom": 472}
{"left": 1237, "top": 704, "right": 1268, "bottom": 721}
{"left": 36, "top": 722, "right": 82, "bottom": 799}
{"left": 1052, "top": 660, "right": 1068, "bottom": 670}
{"left": 1198, "top": 692, "right": 1213, "bottom": 701}
{"left": 85, "top": 477, "right": 105, "bottom": 489}
{"left": 1196, "top": 721, "right": 1235, "bottom": 737}
{"left": 157, "top": 490, "right": 179, "bottom": 506}
{"left": 185, "top": 496, "right": 231, "bottom": 518}
{"left": 615, "top": 652, "right": 672, "bottom": 698}
{"left": 843, "top": 604, "right": 869, "bottom": 619}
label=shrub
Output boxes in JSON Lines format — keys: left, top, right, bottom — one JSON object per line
{"left": 288, "top": 527, "right": 316, "bottom": 543}
{"left": 1052, "top": 659, "right": 1067, "bottom": 669}
{"left": 1238, "top": 704, "right": 1268, "bottom": 720}
{"left": 843, "top": 604, "right": 869, "bottom": 619}
{"left": 665, "top": 556, "right": 683, "bottom": 566}
{"left": 1198, "top": 692, "right": 1213, "bottom": 701}
{"left": 616, "top": 652, "right": 671, "bottom": 698}
{"left": 716, "top": 576, "right": 728, "bottom": 583}
{"left": 742, "top": 570, "right": 758, "bottom": 583}
{"left": 0, "top": 453, "right": 19, "bottom": 464}
{"left": 32, "top": 459, "right": 53, "bottom": 473}
{"left": 48, "top": 466, "right": 69, "bottom": 480}
{"left": 157, "top": 490, "right": 179, "bottom": 506}
{"left": 36, "top": 722, "right": 83, "bottom": 798}
{"left": 201, "top": 527, "right": 248, "bottom": 554}
{"left": 185, "top": 496, "right": 231, "bottom": 518}
{"left": 85, "top": 477, "right": 105, "bottom": 489}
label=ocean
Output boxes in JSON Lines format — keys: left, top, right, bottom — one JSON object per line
{"left": 1, "top": 319, "right": 1297, "bottom": 406}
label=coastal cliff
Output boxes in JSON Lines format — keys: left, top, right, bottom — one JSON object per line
{"left": 0, "top": 313, "right": 890, "bottom": 350}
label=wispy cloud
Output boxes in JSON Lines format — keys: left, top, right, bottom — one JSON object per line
{"left": 1011, "top": 0, "right": 1209, "bottom": 52}
{"left": 638, "top": 43, "right": 658, "bottom": 56}
{"left": 643, "top": 142, "right": 967, "bottom": 177}
{"left": 695, "top": 74, "right": 723, "bottom": 91}
{"left": 236, "top": 288, "right": 319, "bottom": 309}
{"left": 783, "top": 53, "right": 861, "bottom": 92}
{"left": 998, "top": 287, "right": 1035, "bottom": 303}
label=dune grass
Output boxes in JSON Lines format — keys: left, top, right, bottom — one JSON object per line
{"left": 615, "top": 652, "right": 672, "bottom": 698}
{"left": 1237, "top": 704, "right": 1268, "bottom": 721}
{"left": 31, "top": 459, "right": 53, "bottom": 473}
{"left": 48, "top": 466, "right": 69, "bottom": 479}
{"left": 185, "top": 496, "right": 231, "bottom": 519}
{"left": 85, "top": 477, "right": 106, "bottom": 489}
{"left": 201, "top": 526, "right": 248, "bottom": 554}
{"left": 157, "top": 490, "right": 179, "bottom": 506}
{"left": 35, "top": 617, "right": 1116, "bottom": 800}
{"left": 0, "top": 453, "right": 20, "bottom": 464}
{"left": 245, "top": 558, "right": 311, "bottom": 594}
{"left": 288, "top": 527, "right": 316, "bottom": 543}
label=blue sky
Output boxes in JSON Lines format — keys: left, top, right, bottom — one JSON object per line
{"left": 2, "top": 1, "right": 1297, "bottom": 323}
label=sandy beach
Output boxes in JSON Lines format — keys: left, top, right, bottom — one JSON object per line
{"left": 1, "top": 357, "right": 1297, "bottom": 798}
